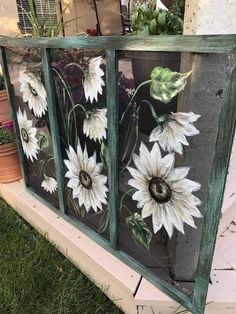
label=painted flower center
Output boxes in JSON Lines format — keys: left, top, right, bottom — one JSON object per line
{"left": 148, "top": 177, "right": 172, "bottom": 203}
{"left": 29, "top": 84, "right": 38, "bottom": 96}
{"left": 79, "top": 170, "right": 92, "bottom": 189}
{"left": 21, "top": 128, "right": 30, "bottom": 143}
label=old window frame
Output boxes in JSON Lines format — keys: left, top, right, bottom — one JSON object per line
{"left": 1, "top": 34, "right": 236, "bottom": 314}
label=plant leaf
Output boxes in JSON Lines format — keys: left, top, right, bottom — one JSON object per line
{"left": 150, "top": 67, "right": 191, "bottom": 104}
{"left": 149, "top": 18, "right": 157, "bottom": 34}
{"left": 126, "top": 212, "right": 152, "bottom": 250}
{"left": 38, "top": 131, "right": 49, "bottom": 150}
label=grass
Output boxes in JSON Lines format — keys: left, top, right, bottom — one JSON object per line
{"left": 0, "top": 198, "right": 122, "bottom": 314}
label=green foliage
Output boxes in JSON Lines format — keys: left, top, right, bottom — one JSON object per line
{"left": 0, "top": 125, "right": 15, "bottom": 145}
{"left": 0, "top": 198, "right": 122, "bottom": 314}
{"left": 38, "top": 131, "right": 49, "bottom": 150}
{"left": 132, "top": 0, "right": 156, "bottom": 9}
{"left": 170, "top": 0, "right": 185, "bottom": 19}
{"left": 150, "top": 67, "right": 192, "bottom": 104}
{"left": 20, "top": 0, "right": 77, "bottom": 37}
{"left": 126, "top": 212, "right": 152, "bottom": 249}
{"left": 131, "top": 4, "right": 183, "bottom": 35}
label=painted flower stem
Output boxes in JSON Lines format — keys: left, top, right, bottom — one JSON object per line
{"left": 140, "top": 99, "right": 159, "bottom": 121}
{"left": 64, "top": 62, "right": 84, "bottom": 71}
{"left": 67, "top": 104, "right": 86, "bottom": 146}
{"left": 52, "top": 67, "right": 75, "bottom": 106}
{"left": 42, "top": 156, "right": 54, "bottom": 176}
{"left": 120, "top": 79, "right": 151, "bottom": 124}
{"left": 119, "top": 188, "right": 135, "bottom": 213}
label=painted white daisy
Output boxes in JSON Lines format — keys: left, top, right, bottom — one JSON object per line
{"left": 41, "top": 176, "right": 58, "bottom": 194}
{"left": 83, "top": 109, "right": 107, "bottom": 143}
{"left": 64, "top": 141, "right": 108, "bottom": 213}
{"left": 149, "top": 112, "right": 201, "bottom": 154}
{"left": 83, "top": 56, "right": 105, "bottom": 103}
{"left": 17, "top": 109, "right": 39, "bottom": 161}
{"left": 19, "top": 69, "right": 47, "bottom": 118}
{"left": 128, "top": 142, "right": 202, "bottom": 238}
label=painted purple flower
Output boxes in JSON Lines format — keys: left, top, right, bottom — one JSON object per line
{"left": 4, "top": 121, "right": 14, "bottom": 130}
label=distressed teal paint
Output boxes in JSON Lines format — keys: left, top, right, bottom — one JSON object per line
{"left": 0, "top": 47, "right": 29, "bottom": 185}
{"left": 0, "top": 35, "right": 235, "bottom": 53}
{"left": 42, "top": 48, "right": 66, "bottom": 214}
{"left": 106, "top": 50, "right": 119, "bottom": 249}
{"left": 193, "top": 62, "right": 236, "bottom": 313}
{"left": 1, "top": 35, "right": 236, "bottom": 314}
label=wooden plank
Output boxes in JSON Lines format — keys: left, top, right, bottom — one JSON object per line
{"left": 106, "top": 49, "right": 119, "bottom": 249}
{"left": 168, "top": 54, "right": 229, "bottom": 282}
{"left": 193, "top": 62, "right": 236, "bottom": 313}
{"left": 0, "top": 47, "right": 29, "bottom": 185}
{"left": 42, "top": 48, "right": 66, "bottom": 214}
{"left": 0, "top": 35, "right": 236, "bottom": 53}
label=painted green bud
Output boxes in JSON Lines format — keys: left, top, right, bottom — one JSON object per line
{"left": 150, "top": 67, "right": 192, "bottom": 104}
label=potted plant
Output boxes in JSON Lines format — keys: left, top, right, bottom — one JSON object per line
{"left": 0, "top": 121, "right": 22, "bottom": 183}
{"left": 130, "top": 0, "right": 184, "bottom": 134}
{"left": 0, "top": 64, "right": 11, "bottom": 123}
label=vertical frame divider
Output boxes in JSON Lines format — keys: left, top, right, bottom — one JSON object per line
{"left": 0, "top": 46, "right": 29, "bottom": 185}
{"left": 42, "top": 48, "right": 66, "bottom": 214}
{"left": 106, "top": 49, "right": 119, "bottom": 249}
{"left": 193, "top": 62, "right": 236, "bottom": 313}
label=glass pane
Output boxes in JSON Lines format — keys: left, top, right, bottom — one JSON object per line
{"left": 51, "top": 49, "right": 109, "bottom": 239}
{"left": 117, "top": 51, "right": 230, "bottom": 296}
{"left": 5, "top": 47, "right": 59, "bottom": 208}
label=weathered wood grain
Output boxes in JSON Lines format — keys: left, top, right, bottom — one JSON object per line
{"left": 0, "top": 35, "right": 235, "bottom": 53}
{"left": 193, "top": 60, "right": 236, "bottom": 313}
{"left": 106, "top": 49, "right": 119, "bottom": 249}
{"left": 42, "top": 48, "right": 66, "bottom": 214}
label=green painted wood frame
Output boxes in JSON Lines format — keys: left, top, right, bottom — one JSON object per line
{"left": 0, "top": 35, "right": 236, "bottom": 314}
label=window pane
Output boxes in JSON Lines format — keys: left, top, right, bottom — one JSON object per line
{"left": 117, "top": 51, "right": 231, "bottom": 296}
{"left": 51, "top": 48, "right": 109, "bottom": 239}
{"left": 5, "top": 47, "right": 60, "bottom": 208}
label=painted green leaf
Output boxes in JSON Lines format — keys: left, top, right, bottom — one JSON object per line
{"left": 38, "top": 131, "right": 49, "bottom": 150}
{"left": 126, "top": 212, "right": 152, "bottom": 250}
{"left": 150, "top": 67, "right": 191, "bottom": 104}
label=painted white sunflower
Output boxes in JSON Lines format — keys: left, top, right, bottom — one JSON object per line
{"left": 83, "top": 56, "right": 105, "bottom": 103}
{"left": 41, "top": 176, "right": 58, "bottom": 194}
{"left": 19, "top": 69, "right": 47, "bottom": 118}
{"left": 149, "top": 112, "right": 201, "bottom": 154}
{"left": 17, "top": 109, "right": 39, "bottom": 161}
{"left": 64, "top": 141, "right": 108, "bottom": 213}
{"left": 83, "top": 109, "right": 107, "bottom": 143}
{"left": 128, "top": 142, "right": 202, "bottom": 238}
